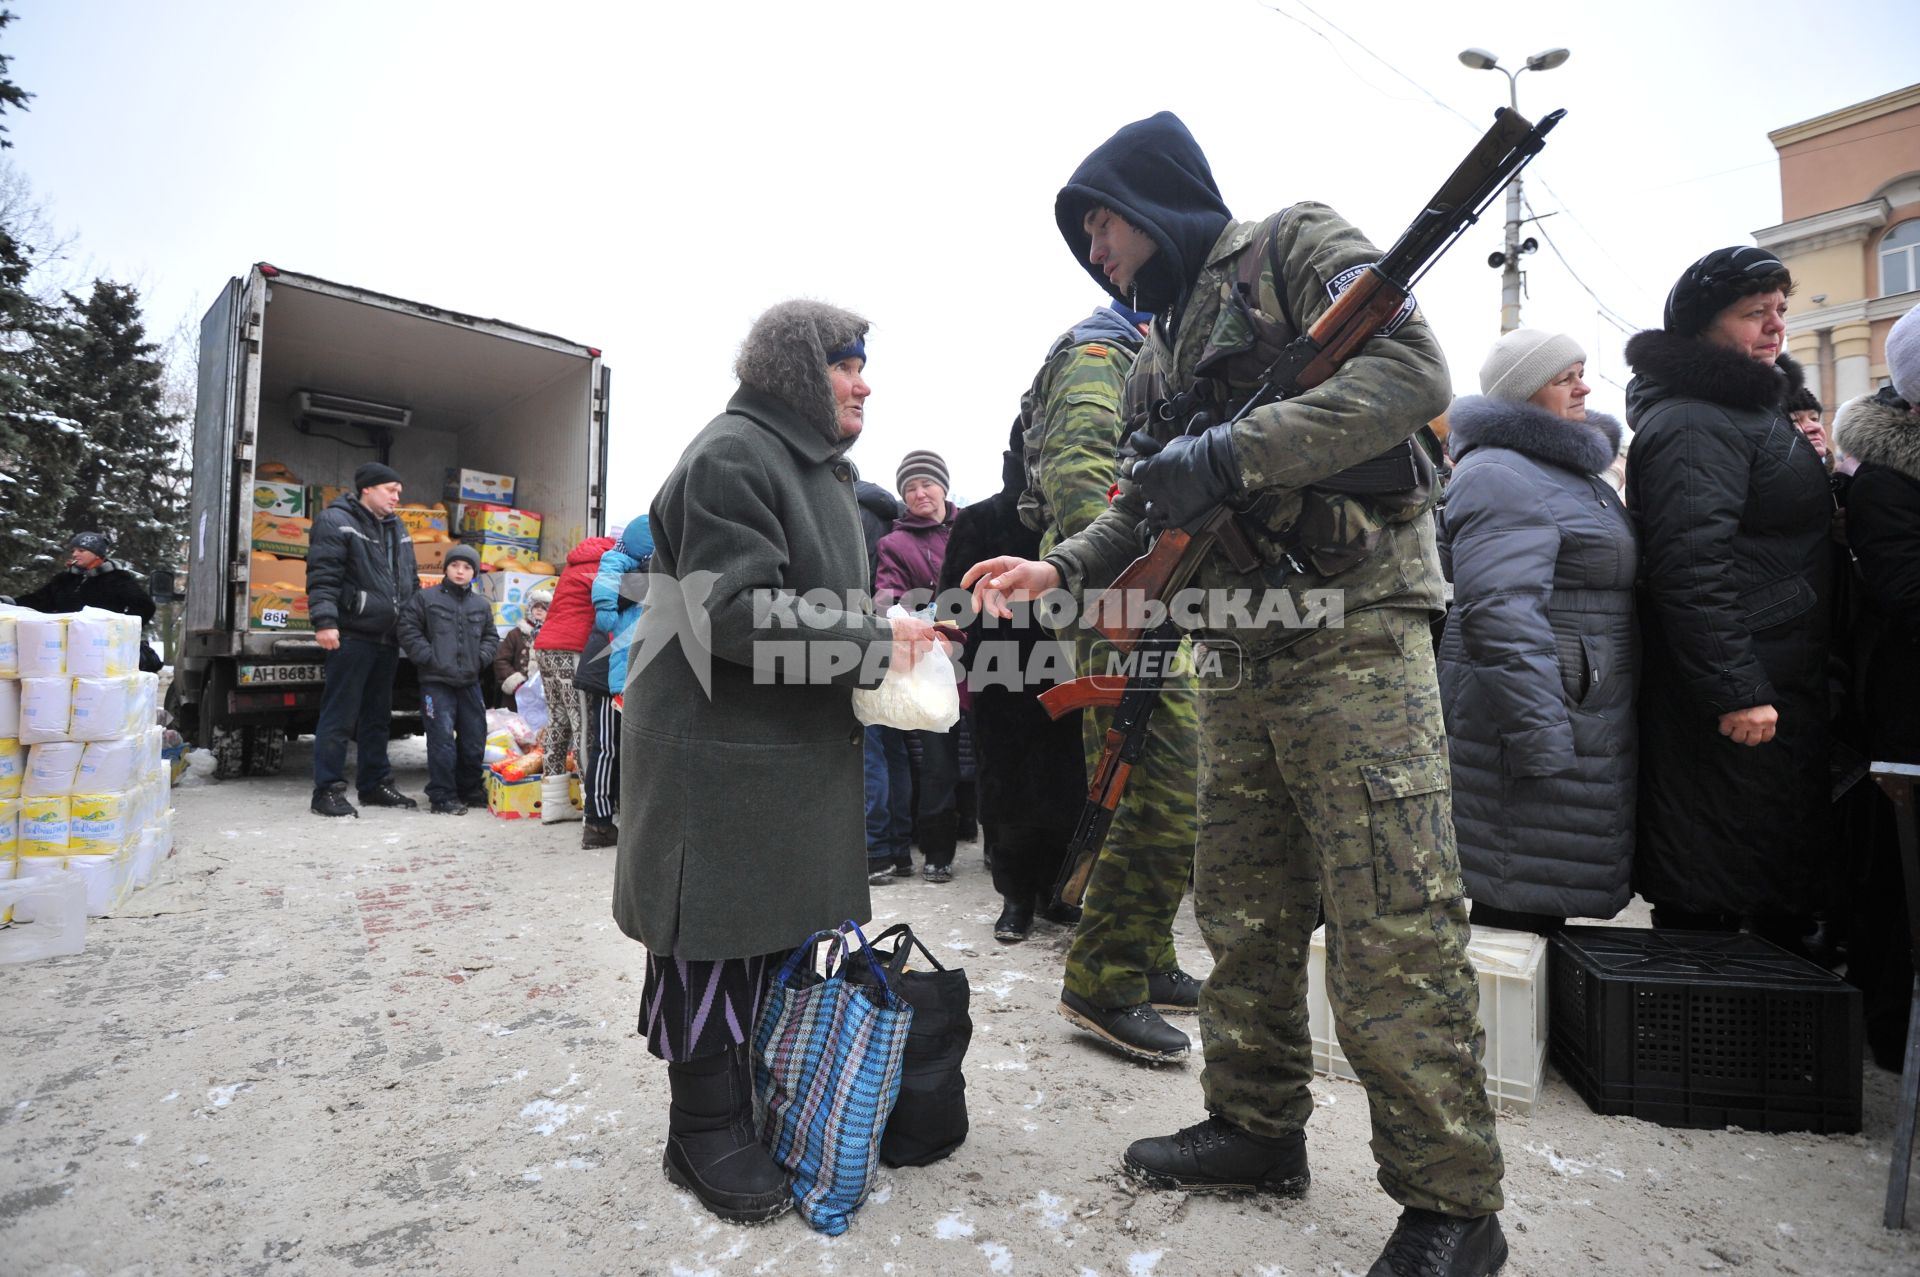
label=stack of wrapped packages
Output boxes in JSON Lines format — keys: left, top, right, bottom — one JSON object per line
{"left": 1, "top": 604, "right": 174, "bottom": 922}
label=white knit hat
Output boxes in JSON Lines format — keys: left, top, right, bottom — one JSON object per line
{"left": 1887, "top": 305, "right": 1920, "bottom": 403}
{"left": 1478, "top": 328, "right": 1586, "bottom": 403}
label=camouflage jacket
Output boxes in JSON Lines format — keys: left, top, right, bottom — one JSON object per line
{"left": 1017, "top": 306, "right": 1144, "bottom": 558}
{"left": 1043, "top": 203, "right": 1450, "bottom": 654}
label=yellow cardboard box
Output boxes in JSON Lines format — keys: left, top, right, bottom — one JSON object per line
{"left": 485, "top": 770, "right": 542, "bottom": 819}
{"left": 396, "top": 504, "right": 451, "bottom": 535}
{"left": 446, "top": 468, "right": 515, "bottom": 505}
{"left": 251, "top": 480, "right": 309, "bottom": 517}
{"left": 250, "top": 513, "right": 312, "bottom": 558}
{"left": 459, "top": 504, "right": 543, "bottom": 543}
{"left": 248, "top": 586, "right": 311, "bottom": 630}
{"left": 249, "top": 555, "right": 308, "bottom": 592}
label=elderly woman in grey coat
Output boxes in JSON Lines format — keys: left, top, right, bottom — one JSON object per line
{"left": 613, "top": 300, "right": 945, "bottom": 1223}
{"left": 1438, "top": 329, "right": 1637, "bottom": 935}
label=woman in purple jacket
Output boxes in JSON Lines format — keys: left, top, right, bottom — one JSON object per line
{"left": 873, "top": 450, "right": 962, "bottom": 881}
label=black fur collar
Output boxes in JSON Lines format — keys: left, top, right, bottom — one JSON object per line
{"left": 1623, "top": 328, "right": 1804, "bottom": 412}
{"left": 1447, "top": 396, "right": 1621, "bottom": 475}
{"left": 1834, "top": 393, "right": 1920, "bottom": 484}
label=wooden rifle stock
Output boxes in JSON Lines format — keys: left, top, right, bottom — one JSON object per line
{"left": 1038, "top": 675, "right": 1126, "bottom": 716}
{"left": 1292, "top": 266, "right": 1418, "bottom": 389}
{"left": 1088, "top": 507, "right": 1259, "bottom": 653}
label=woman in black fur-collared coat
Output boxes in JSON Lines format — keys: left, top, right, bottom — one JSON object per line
{"left": 1624, "top": 247, "right": 1831, "bottom": 931}
{"left": 1439, "top": 330, "right": 1636, "bottom": 932}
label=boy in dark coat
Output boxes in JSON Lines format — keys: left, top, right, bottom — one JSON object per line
{"left": 397, "top": 545, "right": 499, "bottom": 814}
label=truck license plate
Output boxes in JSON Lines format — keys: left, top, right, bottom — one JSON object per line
{"left": 237, "top": 663, "right": 325, "bottom": 685}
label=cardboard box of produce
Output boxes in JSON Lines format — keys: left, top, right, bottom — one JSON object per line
{"left": 491, "top": 601, "right": 523, "bottom": 627}
{"left": 445, "top": 468, "right": 515, "bottom": 505}
{"left": 486, "top": 770, "right": 541, "bottom": 818}
{"left": 248, "top": 585, "right": 311, "bottom": 630}
{"left": 396, "top": 504, "right": 451, "bottom": 535}
{"left": 412, "top": 540, "right": 450, "bottom": 572}
{"left": 470, "top": 542, "right": 545, "bottom": 571}
{"left": 250, "top": 513, "right": 312, "bottom": 558}
{"left": 459, "top": 503, "right": 543, "bottom": 543}
{"left": 251, "top": 480, "right": 308, "bottom": 517}
{"left": 478, "top": 570, "right": 557, "bottom": 608}
{"left": 418, "top": 573, "right": 444, "bottom": 590}
{"left": 308, "top": 484, "right": 348, "bottom": 511}
{"left": 248, "top": 554, "right": 308, "bottom": 591}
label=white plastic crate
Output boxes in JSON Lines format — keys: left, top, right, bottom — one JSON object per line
{"left": 1307, "top": 924, "right": 1548, "bottom": 1114}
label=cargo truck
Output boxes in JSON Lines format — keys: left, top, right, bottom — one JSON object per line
{"left": 171, "top": 264, "right": 610, "bottom": 778}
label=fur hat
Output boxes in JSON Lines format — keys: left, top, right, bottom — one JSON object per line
{"left": 443, "top": 544, "right": 480, "bottom": 573}
{"left": 1886, "top": 305, "right": 1920, "bottom": 404}
{"left": 734, "top": 300, "right": 870, "bottom": 445}
{"left": 896, "top": 449, "right": 949, "bottom": 495}
{"left": 1783, "top": 385, "right": 1823, "bottom": 416}
{"left": 1663, "top": 246, "right": 1791, "bottom": 338}
{"left": 1479, "top": 329, "right": 1585, "bottom": 403}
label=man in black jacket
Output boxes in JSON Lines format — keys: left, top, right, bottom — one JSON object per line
{"left": 17, "top": 532, "right": 162, "bottom": 671}
{"left": 307, "top": 462, "right": 422, "bottom": 817}
{"left": 398, "top": 544, "right": 498, "bottom": 815}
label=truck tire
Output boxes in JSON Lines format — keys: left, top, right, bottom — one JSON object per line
{"left": 211, "top": 725, "right": 247, "bottom": 780}
{"left": 248, "top": 727, "right": 287, "bottom": 776}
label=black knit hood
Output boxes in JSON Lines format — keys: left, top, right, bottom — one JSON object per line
{"left": 733, "top": 299, "right": 870, "bottom": 448}
{"left": 1056, "top": 111, "right": 1232, "bottom": 315}
{"left": 1623, "top": 328, "right": 1805, "bottom": 418}
{"left": 1447, "top": 395, "right": 1622, "bottom": 476}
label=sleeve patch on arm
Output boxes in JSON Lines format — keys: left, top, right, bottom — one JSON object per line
{"left": 1326, "top": 264, "right": 1416, "bottom": 337}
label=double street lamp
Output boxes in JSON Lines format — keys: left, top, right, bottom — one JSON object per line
{"left": 1459, "top": 47, "right": 1570, "bottom": 333}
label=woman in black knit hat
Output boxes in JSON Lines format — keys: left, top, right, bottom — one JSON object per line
{"left": 1622, "top": 247, "right": 1831, "bottom": 941}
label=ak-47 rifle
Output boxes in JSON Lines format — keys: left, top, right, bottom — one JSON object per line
{"left": 1038, "top": 105, "right": 1565, "bottom": 910}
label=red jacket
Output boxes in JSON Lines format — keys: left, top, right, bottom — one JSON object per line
{"left": 533, "top": 536, "right": 615, "bottom": 653}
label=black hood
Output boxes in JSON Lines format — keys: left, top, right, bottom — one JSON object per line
{"left": 1056, "top": 111, "right": 1232, "bottom": 315}
{"left": 854, "top": 479, "right": 901, "bottom": 523}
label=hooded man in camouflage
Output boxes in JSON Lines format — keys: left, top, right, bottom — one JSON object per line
{"left": 1016, "top": 298, "right": 1204, "bottom": 1061}
{"left": 965, "top": 112, "right": 1506, "bottom": 1277}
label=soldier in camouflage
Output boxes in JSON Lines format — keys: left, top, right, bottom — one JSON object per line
{"left": 964, "top": 112, "right": 1507, "bottom": 1277}
{"left": 1017, "top": 300, "right": 1203, "bottom": 1063}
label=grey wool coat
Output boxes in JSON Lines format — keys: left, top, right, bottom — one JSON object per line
{"left": 614, "top": 301, "right": 893, "bottom": 962}
{"left": 1438, "top": 397, "right": 1638, "bottom": 919}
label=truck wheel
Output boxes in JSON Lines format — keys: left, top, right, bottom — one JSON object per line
{"left": 248, "top": 727, "right": 287, "bottom": 776}
{"left": 210, "top": 726, "right": 247, "bottom": 780}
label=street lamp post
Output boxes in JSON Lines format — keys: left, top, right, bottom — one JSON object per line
{"left": 1459, "top": 46, "right": 1569, "bottom": 334}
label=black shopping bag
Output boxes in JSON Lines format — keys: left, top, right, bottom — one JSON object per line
{"left": 849, "top": 922, "right": 972, "bottom": 1167}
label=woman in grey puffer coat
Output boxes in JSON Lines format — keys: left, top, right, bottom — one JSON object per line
{"left": 1438, "top": 329, "right": 1637, "bottom": 932}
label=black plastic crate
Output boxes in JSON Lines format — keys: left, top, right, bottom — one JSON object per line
{"left": 1548, "top": 926, "right": 1861, "bottom": 1133}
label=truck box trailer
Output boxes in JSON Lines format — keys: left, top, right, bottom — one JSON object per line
{"left": 173, "top": 263, "right": 610, "bottom": 778}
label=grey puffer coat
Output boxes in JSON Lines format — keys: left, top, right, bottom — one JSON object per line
{"left": 1438, "top": 397, "right": 1637, "bottom": 919}
{"left": 614, "top": 301, "right": 894, "bottom": 962}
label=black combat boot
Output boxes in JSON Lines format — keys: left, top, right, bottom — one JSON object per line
{"left": 1146, "top": 968, "right": 1203, "bottom": 1014}
{"left": 1368, "top": 1207, "right": 1507, "bottom": 1276}
{"left": 311, "top": 782, "right": 357, "bottom": 818}
{"left": 994, "top": 897, "right": 1034, "bottom": 943}
{"left": 429, "top": 799, "right": 468, "bottom": 816}
{"left": 1059, "top": 988, "right": 1190, "bottom": 1062}
{"left": 663, "top": 1047, "right": 791, "bottom": 1224}
{"left": 1122, "top": 1114, "right": 1310, "bottom": 1195}
{"left": 360, "top": 781, "right": 419, "bottom": 809}
{"left": 581, "top": 822, "right": 617, "bottom": 849}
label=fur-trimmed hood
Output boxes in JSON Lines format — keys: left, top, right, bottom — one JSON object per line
{"left": 1447, "top": 395, "right": 1621, "bottom": 475}
{"left": 732, "top": 299, "right": 869, "bottom": 447}
{"left": 1834, "top": 392, "right": 1920, "bottom": 484}
{"left": 1623, "top": 327, "right": 1804, "bottom": 416}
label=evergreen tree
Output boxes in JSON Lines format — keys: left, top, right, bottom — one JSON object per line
{"left": 0, "top": 223, "right": 81, "bottom": 599}
{"left": 43, "top": 280, "right": 188, "bottom": 578}
{"left": 0, "top": 10, "right": 31, "bottom": 150}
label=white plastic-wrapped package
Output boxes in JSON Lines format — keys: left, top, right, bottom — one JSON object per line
{"left": 23, "top": 741, "right": 85, "bottom": 797}
{"left": 143, "top": 725, "right": 164, "bottom": 782}
{"left": 69, "top": 791, "right": 134, "bottom": 856}
{"left": 15, "top": 613, "right": 69, "bottom": 678}
{"left": 0, "top": 607, "right": 18, "bottom": 678}
{"left": 0, "top": 737, "right": 21, "bottom": 800}
{"left": 69, "top": 676, "right": 134, "bottom": 742}
{"left": 77, "top": 736, "right": 141, "bottom": 793}
{"left": 19, "top": 792, "right": 68, "bottom": 856}
{"left": 18, "top": 677, "right": 73, "bottom": 744}
{"left": 0, "top": 678, "right": 17, "bottom": 737}
{"left": 66, "top": 608, "right": 139, "bottom": 678}
{"left": 129, "top": 671, "right": 158, "bottom": 735}
{"left": 0, "top": 796, "right": 15, "bottom": 856}
{"left": 850, "top": 607, "right": 961, "bottom": 732}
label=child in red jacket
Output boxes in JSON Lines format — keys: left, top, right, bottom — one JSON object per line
{"left": 532, "top": 535, "right": 615, "bottom": 823}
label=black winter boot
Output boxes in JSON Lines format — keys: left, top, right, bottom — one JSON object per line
{"left": 1368, "top": 1207, "right": 1507, "bottom": 1276}
{"left": 663, "top": 1047, "right": 791, "bottom": 1224}
{"left": 1122, "top": 1114, "right": 1309, "bottom": 1195}
{"left": 917, "top": 809, "right": 959, "bottom": 869}
{"left": 311, "top": 782, "right": 357, "bottom": 818}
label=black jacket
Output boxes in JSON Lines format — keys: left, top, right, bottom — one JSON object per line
{"left": 397, "top": 578, "right": 498, "bottom": 686}
{"left": 1623, "top": 333, "right": 1830, "bottom": 916}
{"left": 1834, "top": 393, "right": 1920, "bottom": 763}
{"left": 854, "top": 480, "right": 901, "bottom": 591}
{"left": 18, "top": 562, "right": 156, "bottom": 622}
{"left": 306, "top": 495, "right": 420, "bottom": 644}
{"left": 1438, "top": 398, "right": 1637, "bottom": 919}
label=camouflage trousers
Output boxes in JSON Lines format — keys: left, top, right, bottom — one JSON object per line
{"left": 1063, "top": 632, "right": 1199, "bottom": 1008}
{"left": 1193, "top": 608, "right": 1503, "bottom": 1217}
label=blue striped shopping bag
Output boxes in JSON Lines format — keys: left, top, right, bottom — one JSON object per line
{"left": 753, "top": 921, "right": 914, "bottom": 1235}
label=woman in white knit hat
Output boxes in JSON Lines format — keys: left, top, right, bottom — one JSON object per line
{"left": 1435, "top": 328, "right": 1638, "bottom": 935}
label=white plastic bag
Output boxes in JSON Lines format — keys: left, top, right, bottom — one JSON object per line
{"left": 851, "top": 606, "right": 960, "bottom": 732}
{"left": 517, "top": 669, "right": 549, "bottom": 733}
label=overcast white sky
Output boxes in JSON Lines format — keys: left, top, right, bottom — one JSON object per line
{"left": 6, "top": 0, "right": 1914, "bottom": 518}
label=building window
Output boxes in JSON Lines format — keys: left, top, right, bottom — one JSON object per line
{"left": 1882, "top": 220, "right": 1920, "bottom": 296}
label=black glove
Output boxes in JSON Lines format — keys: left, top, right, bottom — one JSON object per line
{"left": 1125, "top": 423, "right": 1241, "bottom": 530}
